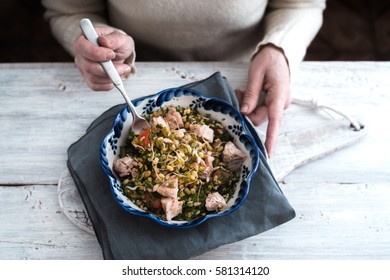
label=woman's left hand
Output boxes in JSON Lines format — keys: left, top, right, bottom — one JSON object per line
{"left": 236, "top": 44, "right": 291, "bottom": 158}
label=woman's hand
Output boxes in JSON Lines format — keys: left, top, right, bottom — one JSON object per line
{"left": 236, "top": 44, "right": 291, "bottom": 157}
{"left": 73, "top": 26, "right": 135, "bottom": 91}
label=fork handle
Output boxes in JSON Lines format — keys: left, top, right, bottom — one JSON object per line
{"left": 79, "top": 18, "right": 122, "bottom": 87}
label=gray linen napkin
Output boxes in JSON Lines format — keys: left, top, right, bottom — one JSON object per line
{"left": 67, "top": 72, "right": 295, "bottom": 259}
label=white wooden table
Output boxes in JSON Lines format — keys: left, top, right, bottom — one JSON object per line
{"left": 1, "top": 62, "right": 390, "bottom": 260}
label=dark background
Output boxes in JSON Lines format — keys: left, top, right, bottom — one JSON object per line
{"left": 0, "top": 0, "right": 389, "bottom": 63}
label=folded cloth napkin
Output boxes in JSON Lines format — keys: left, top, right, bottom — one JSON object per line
{"left": 67, "top": 72, "right": 295, "bottom": 259}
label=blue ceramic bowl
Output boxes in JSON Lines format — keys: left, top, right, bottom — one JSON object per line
{"left": 100, "top": 87, "right": 260, "bottom": 228}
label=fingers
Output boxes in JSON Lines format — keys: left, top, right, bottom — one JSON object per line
{"left": 237, "top": 45, "right": 291, "bottom": 157}
{"left": 263, "top": 98, "right": 285, "bottom": 157}
{"left": 239, "top": 67, "right": 264, "bottom": 115}
{"left": 97, "top": 31, "right": 135, "bottom": 61}
{"left": 73, "top": 26, "right": 135, "bottom": 91}
{"left": 75, "top": 56, "right": 132, "bottom": 91}
{"left": 236, "top": 87, "right": 289, "bottom": 158}
{"left": 249, "top": 105, "right": 268, "bottom": 126}
{"left": 74, "top": 32, "right": 115, "bottom": 61}
{"left": 236, "top": 88, "right": 268, "bottom": 125}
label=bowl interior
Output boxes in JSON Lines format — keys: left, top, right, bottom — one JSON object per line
{"left": 100, "top": 87, "right": 260, "bottom": 228}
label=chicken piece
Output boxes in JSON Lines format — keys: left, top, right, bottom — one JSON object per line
{"left": 151, "top": 116, "right": 168, "bottom": 132}
{"left": 205, "top": 192, "right": 227, "bottom": 211}
{"left": 162, "top": 138, "right": 173, "bottom": 144}
{"left": 172, "top": 128, "right": 186, "bottom": 138}
{"left": 161, "top": 197, "right": 183, "bottom": 221}
{"left": 165, "top": 107, "right": 184, "bottom": 129}
{"left": 199, "top": 153, "right": 215, "bottom": 180}
{"left": 113, "top": 157, "right": 139, "bottom": 178}
{"left": 153, "top": 175, "right": 179, "bottom": 198}
{"left": 212, "top": 138, "right": 222, "bottom": 148}
{"left": 190, "top": 124, "right": 214, "bottom": 143}
{"left": 222, "top": 141, "right": 247, "bottom": 171}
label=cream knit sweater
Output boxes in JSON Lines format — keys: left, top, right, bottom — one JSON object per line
{"left": 42, "top": 0, "right": 325, "bottom": 79}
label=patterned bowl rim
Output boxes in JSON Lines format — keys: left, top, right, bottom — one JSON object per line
{"left": 100, "top": 87, "right": 261, "bottom": 228}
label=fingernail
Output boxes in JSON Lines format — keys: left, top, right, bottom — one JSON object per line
{"left": 241, "top": 104, "right": 249, "bottom": 112}
{"left": 106, "top": 51, "right": 115, "bottom": 60}
{"left": 121, "top": 65, "right": 132, "bottom": 79}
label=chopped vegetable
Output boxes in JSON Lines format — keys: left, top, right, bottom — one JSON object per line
{"left": 137, "top": 127, "right": 151, "bottom": 147}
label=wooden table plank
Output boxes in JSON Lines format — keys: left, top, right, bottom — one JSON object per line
{"left": 0, "top": 185, "right": 102, "bottom": 260}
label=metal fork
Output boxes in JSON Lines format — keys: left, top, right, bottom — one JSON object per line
{"left": 80, "top": 18, "right": 150, "bottom": 133}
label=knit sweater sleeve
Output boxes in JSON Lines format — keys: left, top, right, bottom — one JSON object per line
{"left": 254, "top": 0, "right": 326, "bottom": 80}
{"left": 41, "top": 0, "right": 108, "bottom": 56}
{"left": 41, "top": 0, "right": 136, "bottom": 74}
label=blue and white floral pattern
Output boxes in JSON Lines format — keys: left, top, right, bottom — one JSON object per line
{"left": 100, "top": 87, "right": 261, "bottom": 228}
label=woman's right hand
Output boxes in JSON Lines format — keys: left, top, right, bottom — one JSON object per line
{"left": 73, "top": 26, "right": 135, "bottom": 91}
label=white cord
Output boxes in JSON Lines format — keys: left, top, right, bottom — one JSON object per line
{"left": 291, "top": 97, "right": 364, "bottom": 131}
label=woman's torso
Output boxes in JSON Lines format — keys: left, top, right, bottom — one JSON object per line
{"left": 108, "top": 0, "right": 267, "bottom": 61}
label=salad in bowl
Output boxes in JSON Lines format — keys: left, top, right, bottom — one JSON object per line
{"left": 100, "top": 87, "right": 260, "bottom": 228}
